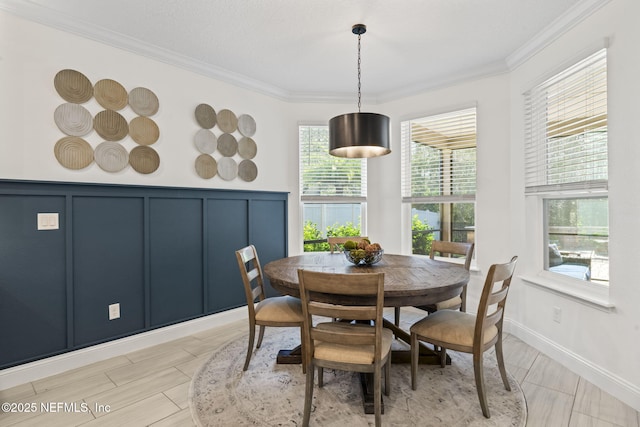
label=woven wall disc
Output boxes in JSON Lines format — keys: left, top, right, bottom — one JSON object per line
{"left": 94, "top": 141, "right": 129, "bottom": 172}
{"left": 217, "top": 109, "right": 238, "bottom": 133}
{"left": 237, "top": 114, "right": 256, "bottom": 137}
{"left": 54, "top": 103, "right": 93, "bottom": 136}
{"left": 195, "top": 154, "right": 217, "bottom": 179}
{"left": 129, "top": 146, "right": 160, "bottom": 174}
{"left": 129, "top": 87, "right": 159, "bottom": 116}
{"left": 129, "top": 116, "right": 160, "bottom": 145}
{"left": 195, "top": 103, "right": 216, "bottom": 129}
{"left": 54, "top": 136, "right": 94, "bottom": 170}
{"left": 217, "top": 133, "right": 238, "bottom": 157}
{"left": 217, "top": 157, "right": 237, "bottom": 181}
{"left": 94, "top": 79, "right": 128, "bottom": 110}
{"left": 194, "top": 129, "right": 217, "bottom": 154}
{"left": 238, "top": 159, "right": 258, "bottom": 182}
{"left": 238, "top": 137, "right": 257, "bottom": 159}
{"left": 94, "top": 110, "right": 129, "bottom": 141}
{"left": 54, "top": 69, "right": 93, "bottom": 104}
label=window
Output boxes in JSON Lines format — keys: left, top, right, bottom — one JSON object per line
{"left": 299, "top": 125, "right": 366, "bottom": 251}
{"left": 401, "top": 108, "right": 476, "bottom": 255}
{"left": 525, "top": 48, "right": 609, "bottom": 283}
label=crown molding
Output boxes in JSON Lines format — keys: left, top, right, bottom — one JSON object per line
{"left": 506, "top": 0, "right": 612, "bottom": 70}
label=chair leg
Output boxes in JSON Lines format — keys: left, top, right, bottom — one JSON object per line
{"left": 302, "top": 365, "right": 315, "bottom": 427}
{"left": 473, "top": 351, "right": 490, "bottom": 418}
{"left": 243, "top": 323, "right": 256, "bottom": 371}
{"left": 384, "top": 356, "right": 391, "bottom": 396}
{"left": 299, "top": 327, "right": 306, "bottom": 374}
{"left": 439, "top": 347, "right": 447, "bottom": 368}
{"left": 318, "top": 367, "right": 324, "bottom": 387}
{"left": 495, "top": 336, "right": 511, "bottom": 391}
{"left": 410, "top": 332, "right": 418, "bottom": 390}
{"left": 374, "top": 367, "right": 382, "bottom": 427}
{"left": 394, "top": 307, "right": 401, "bottom": 327}
{"left": 256, "top": 325, "right": 266, "bottom": 348}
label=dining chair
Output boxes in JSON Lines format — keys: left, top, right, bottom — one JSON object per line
{"left": 409, "top": 256, "right": 518, "bottom": 418}
{"left": 394, "top": 241, "right": 474, "bottom": 326}
{"left": 327, "top": 236, "right": 368, "bottom": 253}
{"left": 235, "top": 245, "right": 305, "bottom": 371}
{"left": 297, "top": 269, "right": 392, "bottom": 427}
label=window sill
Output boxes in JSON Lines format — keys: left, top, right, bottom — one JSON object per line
{"left": 520, "top": 273, "right": 614, "bottom": 312}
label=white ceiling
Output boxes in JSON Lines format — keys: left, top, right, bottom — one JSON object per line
{"left": 1, "top": 0, "right": 608, "bottom": 103}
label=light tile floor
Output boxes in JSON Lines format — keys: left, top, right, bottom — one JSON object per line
{"left": 1, "top": 309, "right": 638, "bottom": 426}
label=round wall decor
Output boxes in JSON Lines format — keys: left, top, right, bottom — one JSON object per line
{"left": 194, "top": 129, "right": 217, "bottom": 154}
{"left": 195, "top": 154, "right": 217, "bottom": 179}
{"left": 217, "top": 157, "right": 238, "bottom": 181}
{"left": 195, "top": 103, "right": 217, "bottom": 129}
{"left": 217, "top": 133, "right": 238, "bottom": 157}
{"left": 237, "top": 114, "right": 256, "bottom": 137}
{"left": 129, "top": 87, "right": 159, "bottom": 116}
{"left": 94, "top": 141, "right": 129, "bottom": 172}
{"left": 54, "top": 136, "right": 94, "bottom": 170}
{"left": 129, "top": 116, "right": 160, "bottom": 145}
{"left": 94, "top": 110, "right": 129, "bottom": 141}
{"left": 238, "top": 137, "right": 257, "bottom": 159}
{"left": 129, "top": 146, "right": 160, "bottom": 174}
{"left": 54, "top": 103, "right": 93, "bottom": 136}
{"left": 217, "top": 109, "right": 238, "bottom": 133}
{"left": 94, "top": 79, "right": 128, "bottom": 110}
{"left": 54, "top": 69, "right": 93, "bottom": 104}
{"left": 238, "top": 159, "right": 258, "bottom": 182}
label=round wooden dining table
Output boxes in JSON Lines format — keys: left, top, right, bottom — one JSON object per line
{"left": 263, "top": 252, "right": 470, "bottom": 308}
{"left": 264, "top": 251, "right": 471, "bottom": 414}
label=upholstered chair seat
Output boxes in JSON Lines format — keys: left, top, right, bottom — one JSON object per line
{"left": 410, "top": 310, "right": 498, "bottom": 349}
{"left": 254, "top": 296, "right": 304, "bottom": 323}
{"left": 313, "top": 322, "right": 393, "bottom": 364}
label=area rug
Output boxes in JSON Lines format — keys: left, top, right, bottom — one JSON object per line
{"left": 189, "top": 328, "right": 527, "bottom": 426}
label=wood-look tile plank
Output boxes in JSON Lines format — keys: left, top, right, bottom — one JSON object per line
{"left": 125, "top": 336, "right": 203, "bottom": 363}
{"left": 569, "top": 411, "right": 620, "bottom": 427}
{"left": 506, "top": 362, "right": 529, "bottom": 384}
{"left": 8, "top": 402, "right": 95, "bottom": 427}
{"left": 0, "top": 382, "right": 35, "bottom": 401}
{"left": 524, "top": 353, "right": 580, "bottom": 395}
{"left": 105, "top": 350, "right": 195, "bottom": 386}
{"left": 502, "top": 337, "right": 539, "bottom": 371}
{"left": 573, "top": 378, "right": 639, "bottom": 427}
{"left": 163, "top": 381, "right": 190, "bottom": 409}
{"left": 84, "top": 368, "right": 189, "bottom": 417}
{"left": 149, "top": 408, "right": 196, "bottom": 427}
{"left": 522, "top": 381, "right": 574, "bottom": 427}
{"left": 32, "top": 356, "right": 131, "bottom": 393}
{"left": 174, "top": 352, "right": 213, "bottom": 379}
{"left": 79, "top": 393, "right": 179, "bottom": 427}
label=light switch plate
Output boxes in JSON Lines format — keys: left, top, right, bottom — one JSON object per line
{"left": 37, "top": 213, "right": 59, "bottom": 230}
{"left": 109, "top": 303, "right": 120, "bottom": 320}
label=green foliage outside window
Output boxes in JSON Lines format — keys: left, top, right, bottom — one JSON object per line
{"left": 303, "top": 221, "right": 361, "bottom": 252}
{"left": 412, "top": 214, "right": 434, "bottom": 255}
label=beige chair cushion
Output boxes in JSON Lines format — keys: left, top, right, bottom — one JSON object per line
{"left": 410, "top": 310, "right": 497, "bottom": 348}
{"left": 255, "top": 296, "right": 304, "bottom": 323}
{"left": 435, "top": 295, "right": 462, "bottom": 310}
{"left": 312, "top": 322, "right": 393, "bottom": 364}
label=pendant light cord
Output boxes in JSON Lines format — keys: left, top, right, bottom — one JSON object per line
{"left": 357, "top": 32, "right": 362, "bottom": 113}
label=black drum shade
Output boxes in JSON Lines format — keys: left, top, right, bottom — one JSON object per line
{"left": 329, "top": 112, "right": 390, "bottom": 158}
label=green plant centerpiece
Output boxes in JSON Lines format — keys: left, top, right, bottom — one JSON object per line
{"left": 343, "top": 238, "right": 384, "bottom": 266}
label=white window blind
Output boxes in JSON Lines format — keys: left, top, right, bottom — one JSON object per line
{"left": 401, "top": 107, "right": 477, "bottom": 203}
{"left": 524, "top": 49, "right": 608, "bottom": 194}
{"left": 299, "top": 125, "right": 367, "bottom": 202}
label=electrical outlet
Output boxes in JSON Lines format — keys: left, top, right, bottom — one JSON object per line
{"left": 553, "top": 306, "right": 561, "bottom": 323}
{"left": 109, "top": 303, "right": 120, "bottom": 320}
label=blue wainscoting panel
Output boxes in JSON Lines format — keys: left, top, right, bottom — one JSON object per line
{"left": 0, "top": 196, "right": 67, "bottom": 366}
{"left": 251, "top": 199, "right": 287, "bottom": 297}
{"left": 72, "top": 196, "right": 146, "bottom": 347}
{"left": 149, "top": 197, "right": 204, "bottom": 326}
{"left": 207, "top": 198, "right": 248, "bottom": 313}
{"left": 0, "top": 180, "right": 288, "bottom": 368}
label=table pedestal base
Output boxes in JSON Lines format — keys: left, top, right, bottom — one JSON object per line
{"left": 276, "top": 345, "right": 302, "bottom": 364}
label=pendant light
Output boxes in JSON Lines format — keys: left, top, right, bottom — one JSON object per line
{"left": 329, "top": 24, "right": 391, "bottom": 158}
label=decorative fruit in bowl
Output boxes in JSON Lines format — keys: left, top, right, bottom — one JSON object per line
{"left": 343, "top": 239, "right": 384, "bottom": 266}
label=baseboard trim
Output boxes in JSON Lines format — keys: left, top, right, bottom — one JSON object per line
{"left": 505, "top": 318, "right": 640, "bottom": 411}
{"left": 0, "top": 307, "right": 247, "bottom": 391}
